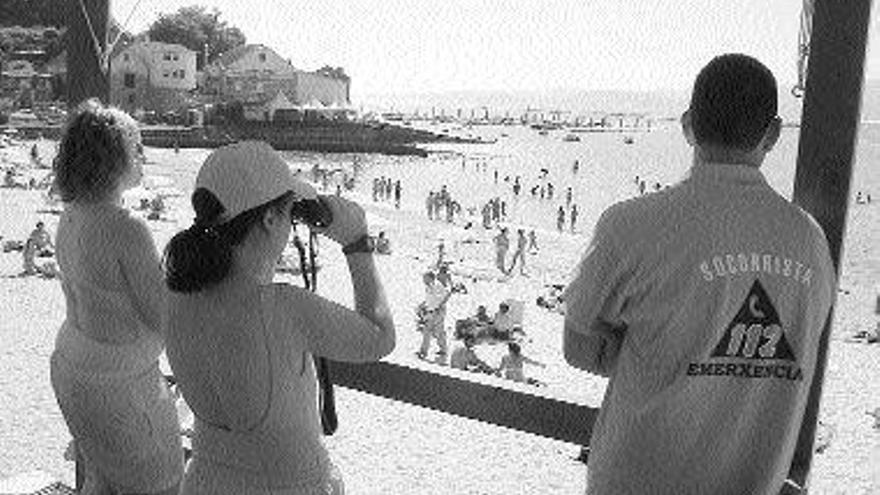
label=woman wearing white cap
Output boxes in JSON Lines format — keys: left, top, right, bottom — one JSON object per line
{"left": 163, "top": 141, "right": 395, "bottom": 494}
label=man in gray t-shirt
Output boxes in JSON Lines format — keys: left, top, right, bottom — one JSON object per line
{"left": 562, "top": 54, "right": 835, "bottom": 495}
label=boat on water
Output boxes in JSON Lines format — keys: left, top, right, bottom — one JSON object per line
{"left": 562, "top": 133, "right": 581, "bottom": 142}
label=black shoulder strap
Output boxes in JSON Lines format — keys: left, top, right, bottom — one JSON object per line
{"left": 297, "top": 230, "right": 338, "bottom": 436}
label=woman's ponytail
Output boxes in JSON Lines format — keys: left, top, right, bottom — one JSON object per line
{"left": 164, "top": 188, "right": 232, "bottom": 293}
{"left": 163, "top": 188, "right": 294, "bottom": 293}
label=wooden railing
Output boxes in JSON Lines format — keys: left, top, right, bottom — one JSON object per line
{"left": 330, "top": 360, "right": 599, "bottom": 446}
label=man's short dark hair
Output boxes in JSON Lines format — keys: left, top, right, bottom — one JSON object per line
{"left": 689, "top": 53, "right": 778, "bottom": 150}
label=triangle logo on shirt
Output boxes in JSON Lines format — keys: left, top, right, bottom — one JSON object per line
{"left": 709, "top": 280, "right": 796, "bottom": 361}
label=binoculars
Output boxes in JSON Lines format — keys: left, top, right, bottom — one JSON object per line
{"left": 290, "top": 196, "right": 333, "bottom": 229}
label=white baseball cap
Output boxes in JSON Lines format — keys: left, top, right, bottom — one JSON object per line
{"left": 195, "top": 141, "right": 317, "bottom": 223}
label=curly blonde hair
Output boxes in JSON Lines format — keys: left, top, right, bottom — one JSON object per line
{"left": 53, "top": 99, "right": 141, "bottom": 203}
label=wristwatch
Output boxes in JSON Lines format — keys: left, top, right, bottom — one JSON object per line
{"left": 342, "top": 234, "right": 375, "bottom": 255}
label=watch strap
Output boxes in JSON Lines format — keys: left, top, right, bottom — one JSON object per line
{"left": 342, "top": 234, "right": 374, "bottom": 255}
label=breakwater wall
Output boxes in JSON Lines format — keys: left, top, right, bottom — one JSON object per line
{"left": 2, "top": 120, "right": 490, "bottom": 157}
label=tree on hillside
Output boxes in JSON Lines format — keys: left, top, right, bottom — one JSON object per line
{"left": 0, "top": 0, "right": 66, "bottom": 28}
{"left": 147, "top": 5, "right": 245, "bottom": 70}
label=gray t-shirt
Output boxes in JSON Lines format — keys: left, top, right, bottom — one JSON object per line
{"left": 564, "top": 164, "right": 835, "bottom": 495}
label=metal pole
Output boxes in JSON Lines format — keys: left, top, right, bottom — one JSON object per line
{"left": 66, "top": 0, "right": 110, "bottom": 108}
{"left": 786, "top": 0, "right": 873, "bottom": 491}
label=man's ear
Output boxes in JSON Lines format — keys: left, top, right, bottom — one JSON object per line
{"left": 681, "top": 110, "right": 696, "bottom": 146}
{"left": 760, "top": 116, "right": 782, "bottom": 151}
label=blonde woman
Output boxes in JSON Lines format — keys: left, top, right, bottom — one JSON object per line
{"left": 163, "top": 141, "right": 395, "bottom": 494}
{"left": 49, "top": 99, "right": 184, "bottom": 494}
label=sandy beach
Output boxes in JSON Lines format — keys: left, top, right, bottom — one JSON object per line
{"left": 1, "top": 131, "right": 878, "bottom": 494}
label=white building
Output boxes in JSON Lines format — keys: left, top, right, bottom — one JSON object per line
{"left": 110, "top": 41, "right": 197, "bottom": 114}
{"left": 202, "top": 44, "right": 350, "bottom": 121}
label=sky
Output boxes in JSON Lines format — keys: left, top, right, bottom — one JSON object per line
{"left": 112, "top": 0, "right": 880, "bottom": 98}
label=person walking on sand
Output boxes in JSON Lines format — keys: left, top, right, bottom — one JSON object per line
{"left": 497, "top": 342, "right": 545, "bottom": 383}
{"left": 427, "top": 191, "right": 435, "bottom": 220}
{"left": 417, "top": 271, "right": 452, "bottom": 360}
{"left": 493, "top": 228, "right": 511, "bottom": 274}
{"left": 562, "top": 54, "right": 835, "bottom": 494}
{"left": 556, "top": 206, "right": 566, "bottom": 232}
{"left": 49, "top": 100, "right": 184, "bottom": 495}
{"left": 528, "top": 229, "right": 539, "bottom": 252}
{"left": 385, "top": 177, "right": 393, "bottom": 199}
{"left": 482, "top": 201, "right": 493, "bottom": 229}
{"left": 163, "top": 141, "right": 395, "bottom": 494}
{"left": 394, "top": 180, "right": 402, "bottom": 209}
{"left": 566, "top": 186, "right": 573, "bottom": 206}
{"left": 570, "top": 204, "right": 579, "bottom": 233}
{"left": 507, "top": 228, "right": 529, "bottom": 275}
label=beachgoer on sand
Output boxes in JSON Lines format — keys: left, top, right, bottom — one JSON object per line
{"left": 29, "top": 221, "right": 54, "bottom": 256}
{"left": 562, "top": 54, "right": 835, "bottom": 494}
{"left": 49, "top": 99, "right": 185, "bottom": 495}
{"left": 491, "top": 302, "right": 518, "bottom": 340}
{"left": 454, "top": 304, "right": 493, "bottom": 341}
{"left": 497, "top": 342, "right": 545, "bottom": 383}
{"left": 426, "top": 191, "right": 435, "bottom": 219}
{"left": 876, "top": 294, "right": 880, "bottom": 341}
{"left": 3, "top": 169, "right": 16, "bottom": 188}
{"left": 394, "top": 180, "right": 401, "bottom": 209}
{"left": 417, "top": 271, "right": 452, "bottom": 359}
{"left": 147, "top": 195, "right": 166, "bottom": 221}
{"left": 22, "top": 238, "right": 38, "bottom": 275}
{"left": 163, "top": 141, "right": 394, "bottom": 494}
{"left": 507, "top": 229, "right": 528, "bottom": 275}
{"left": 450, "top": 335, "right": 494, "bottom": 374}
{"left": 493, "top": 228, "right": 510, "bottom": 274}
{"left": 375, "top": 231, "right": 391, "bottom": 254}
{"left": 570, "top": 204, "right": 579, "bottom": 232}
{"left": 481, "top": 202, "right": 492, "bottom": 229}
{"left": 556, "top": 206, "right": 566, "bottom": 232}
{"left": 528, "top": 229, "right": 539, "bottom": 252}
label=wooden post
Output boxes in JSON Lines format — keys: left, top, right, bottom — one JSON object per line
{"left": 67, "top": 1, "right": 110, "bottom": 489}
{"left": 66, "top": 0, "right": 110, "bottom": 108}
{"left": 786, "top": 0, "right": 873, "bottom": 491}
